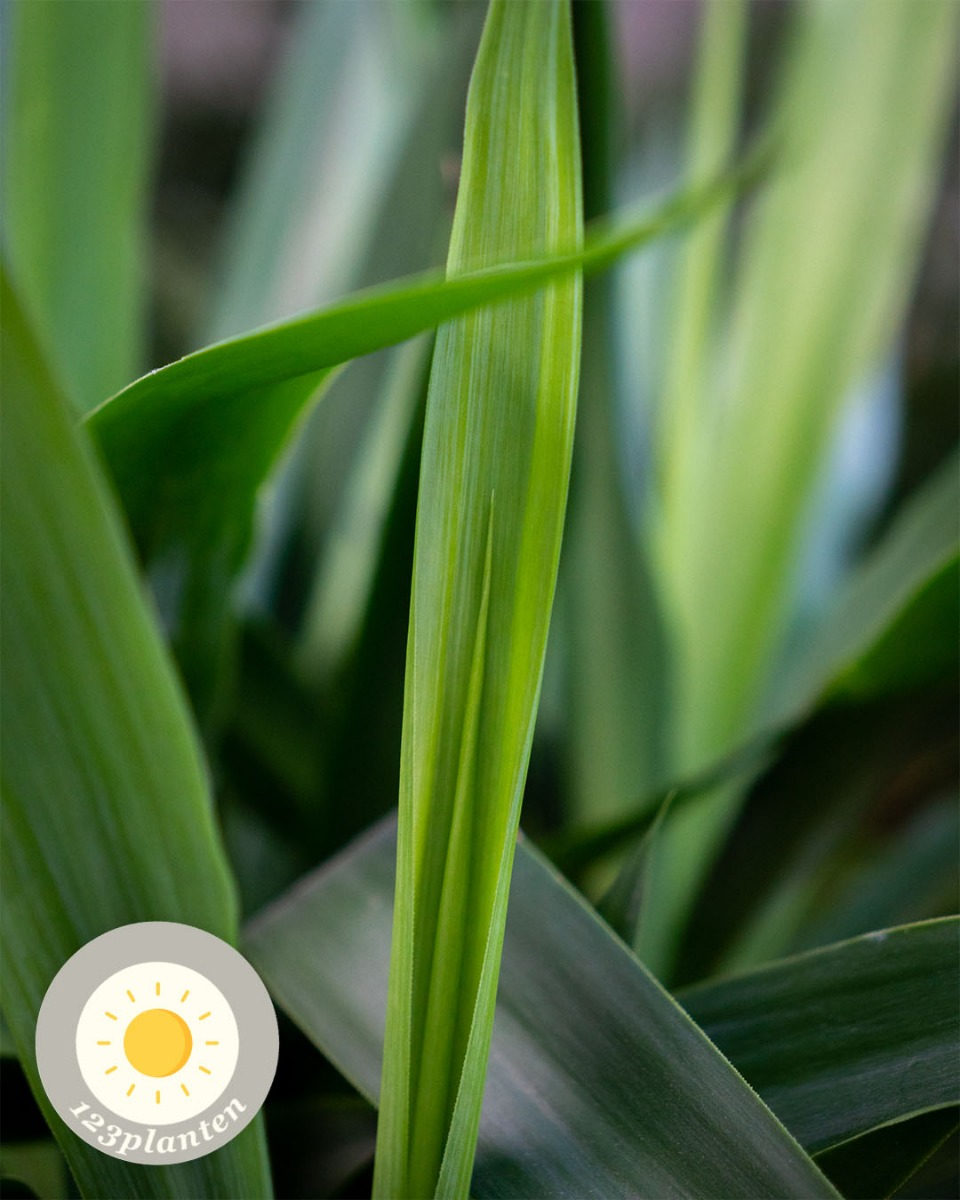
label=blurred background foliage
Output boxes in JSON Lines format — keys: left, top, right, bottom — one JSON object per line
{"left": 1, "top": 1, "right": 957, "bottom": 1197}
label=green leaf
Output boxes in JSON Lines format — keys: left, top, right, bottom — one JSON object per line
{"left": 245, "top": 817, "right": 839, "bottom": 1198}
{"left": 1, "top": 0, "right": 152, "bottom": 412}
{"left": 560, "top": 1, "right": 672, "bottom": 825}
{"left": 642, "top": 0, "right": 958, "bottom": 978}
{"left": 374, "top": 2, "right": 584, "bottom": 1194}
{"left": 815, "top": 1107, "right": 959, "bottom": 1200}
{"left": 207, "top": 0, "right": 444, "bottom": 343}
{"left": 676, "top": 693, "right": 957, "bottom": 981}
{"left": 779, "top": 451, "right": 959, "bottom": 715}
{"left": 680, "top": 918, "right": 960, "bottom": 1153}
{"left": 0, "top": 267, "right": 272, "bottom": 1198}
{"left": 790, "top": 798, "right": 959, "bottom": 954}
{"left": 84, "top": 146, "right": 760, "bottom": 710}
{"left": 297, "top": 336, "right": 431, "bottom": 680}
{"left": 0, "top": 1143, "right": 68, "bottom": 1200}
{"left": 602, "top": 444, "right": 959, "bottom": 957}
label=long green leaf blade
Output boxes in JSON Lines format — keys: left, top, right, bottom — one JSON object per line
{"left": 1, "top": 0, "right": 152, "bottom": 412}
{"left": 374, "top": 3, "right": 583, "bottom": 1194}
{"left": 84, "top": 153, "right": 757, "bottom": 581}
{"left": 681, "top": 918, "right": 960, "bottom": 1152}
{"left": 643, "top": 0, "right": 958, "bottom": 978}
{"left": 245, "top": 817, "right": 839, "bottom": 1198}
{"left": 0, "top": 267, "right": 271, "bottom": 1198}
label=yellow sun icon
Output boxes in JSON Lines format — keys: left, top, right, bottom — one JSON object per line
{"left": 76, "top": 963, "right": 239, "bottom": 1125}
{"left": 124, "top": 1007, "right": 193, "bottom": 1077}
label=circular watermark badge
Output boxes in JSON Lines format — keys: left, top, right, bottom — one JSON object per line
{"left": 36, "top": 922, "right": 278, "bottom": 1165}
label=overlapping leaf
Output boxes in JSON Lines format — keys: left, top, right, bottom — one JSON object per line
{"left": 373, "top": 3, "right": 584, "bottom": 1194}
{"left": 246, "top": 817, "right": 839, "bottom": 1198}
{"left": 84, "top": 150, "right": 759, "bottom": 719}
{"left": 641, "top": 0, "right": 958, "bottom": 978}
{"left": 681, "top": 918, "right": 960, "bottom": 1152}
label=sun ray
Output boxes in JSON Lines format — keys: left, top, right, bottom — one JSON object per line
{"left": 198, "top": 1066, "right": 211, "bottom": 1075}
{"left": 198, "top": 1012, "right": 211, "bottom": 1020}
{"left": 180, "top": 989, "right": 189, "bottom": 1002}
{"left": 126, "top": 990, "right": 135, "bottom": 1003}
{"left": 155, "top": 1090, "right": 161, "bottom": 1104}
{"left": 105, "top": 1011, "right": 117, "bottom": 1020}
{"left": 181, "top": 1084, "right": 190, "bottom": 1096}
{"left": 127, "top": 1084, "right": 135, "bottom": 1097}
{"left": 105, "top": 1066, "right": 118, "bottom": 1075}
{"left": 155, "top": 982, "right": 161, "bottom": 996}
{"left": 204, "top": 1040, "right": 219, "bottom": 1045}
{"left": 97, "top": 1040, "right": 111, "bottom": 1045}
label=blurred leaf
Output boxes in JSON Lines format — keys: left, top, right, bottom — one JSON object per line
{"left": 206, "top": 1, "right": 457, "bottom": 654}
{"left": 655, "top": 0, "right": 746, "bottom": 572}
{"left": 208, "top": 0, "right": 446, "bottom": 343}
{"left": 790, "top": 797, "right": 959, "bottom": 954}
{"left": 815, "top": 1107, "right": 959, "bottom": 1200}
{"left": 781, "top": 451, "right": 959, "bottom": 714}
{"left": 643, "top": 0, "right": 958, "bottom": 978}
{"left": 246, "top": 817, "right": 838, "bottom": 1198}
{"left": 680, "top": 918, "right": 960, "bottom": 1153}
{"left": 1, "top": 0, "right": 152, "bottom": 411}
{"left": 605, "top": 450, "right": 959, "bottom": 961}
{"left": 676, "top": 689, "right": 956, "bottom": 982}
{"left": 0, "top": 267, "right": 272, "bottom": 1197}
{"left": 560, "top": 1, "right": 671, "bottom": 825}
{"left": 0, "top": 1144, "right": 67, "bottom": 1200}
{"left": 374, "top": 2, "right": 584, "bottom": 1194}
{"left": 544, "top": 729, "right": 774, "bottom": 878}
{"left": 298, "top": 337, "right": 431, "bottom": 679}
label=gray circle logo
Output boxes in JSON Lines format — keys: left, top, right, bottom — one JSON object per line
{"left": 36, "top": 922, "right": 278, "bottom": 1164}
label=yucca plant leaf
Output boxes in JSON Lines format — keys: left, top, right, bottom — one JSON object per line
{"left": 246, "top": 817, "right": 839, "bottom": 1198}
{"left": 643, "top": 0, "right": 958, "bottom": 978}
{"left": 606, "top": 455, "right": 959, "bottom": 953}
{"left": 87, "top": 158, "right": 753, "bottom": 542}
{"left": 84, "top": 150, "right": 757, "bottom": 696}
{"left": 297, "top": 336, "right": 431, "bottom": 680}
{"left": 0, "top": 267, "right": 272, "bottom": 1198}
{"left": 373, "top": 2, "right": 584, "bottom": 1194}
{"left": 780, "top": 451, "right": 959, "bottom": 715}
{"left": 789, "top": 798, "right": 959, "bottom": 955}
{"left": 681, "top": 918, "right": 960, "bottom": 1153}
{"left": 815, "top": 1106, "right": 959, "bottom": 1200}
{"left": 1, "top": 0, "right": 152, "bottom": 412}
{"left": 560, "top": 1, "right": 671, "bottom": 826}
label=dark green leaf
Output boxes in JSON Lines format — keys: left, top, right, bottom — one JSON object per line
{"left": 816, "top": 1107, "right": 958, "bottom": 1200}
{"left": 246, "top": 817, "right": 838, "bottom": 1198}
{"left": 681, "top": 918, "right": 960, "bottom": 1152}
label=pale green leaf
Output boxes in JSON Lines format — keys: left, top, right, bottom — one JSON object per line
{"left": 1, "top": 0, "right": 152, "bottom": 412}
{"left": 642, "top": 0, "right": 958, "bottom": 977}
